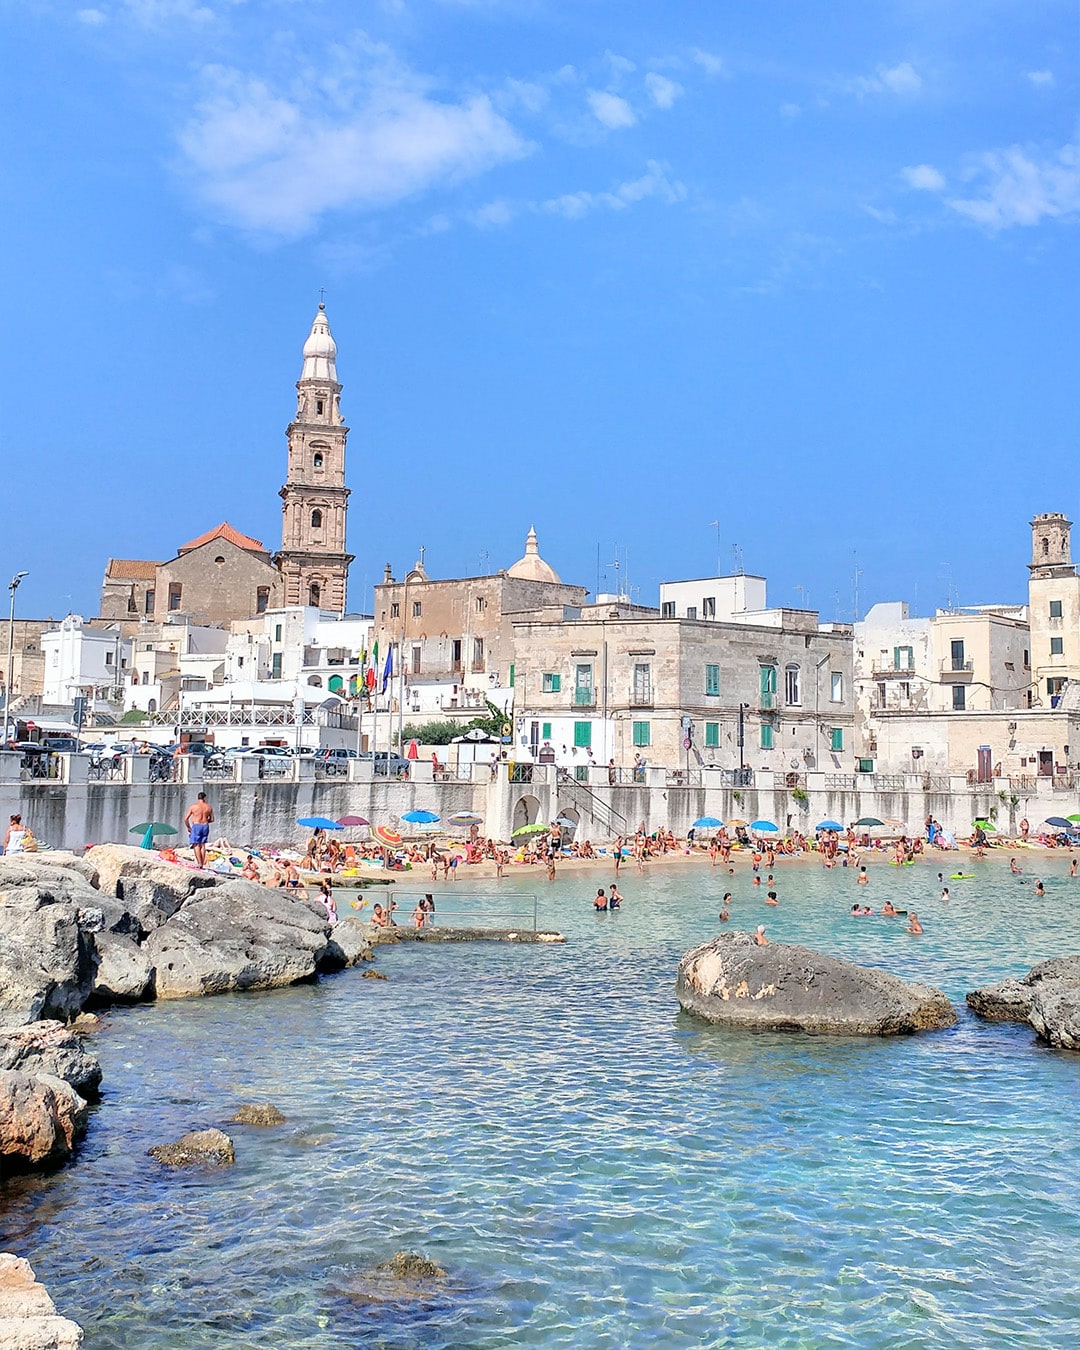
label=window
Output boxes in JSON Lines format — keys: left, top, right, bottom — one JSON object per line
{"left": 127, "top": 593, "right": 137, "bottom": 613}
{"left": 413, "top": 601, "right": 422, "bottom": 619}
{"left": 315, "top": 398, "right": 324, "bottom": 416}
{"left": 1024, "top": 649, "right": 1030, "bottom": 667}
{"left": 705, "top": 664, "right": 720, "bottom": 696}
{"left": 702, "top": 597, "right": 716, "bottom": 619}
{"left": 472, "top": 637, "right": 485, "bottom": 671}
{"left": 876, "top": 681, "right": 886, "bottom": 706}
{"left": 760, "top": 723, "right": 774, "bottom": 750}
{"left": 573, "top": 720, "right": 592, "bottom": 747}
{"left": 509, "top": 664, "right": 515, "bottom": 688}
{"left": 830, "top": 727, "right": 844, "bottom": 751}
{"left": 1050, "top": 600, "right": 1063, "bottom": 618}
{"left": 256, "top": 587, "right": 269, "bottom": 614}
{"left": 541, "top": 722, "right": 551, "bottom": 740}
{"left": 950, "top": 639, "right": 965, "bottom": 671}
{"left": 412, "top": 645, "right": 421, "bottom": 675}
{"left": 390, "top": 603, "right": 400, "bottom": 619}
{"left": 328, "top": 675, "right": 343, "bottom": 693}
{"left": 140, "top": 670, "right": 148, "bottom": 684}
{"left": 759, "top": 664, "right": 777, "bottom": 708}
{"left": 452, "top": 640, "right": 462, "bottom": 670}
{"left": 952, "top": 685, "right": 966, "bottom": 710}
{"left": 271, "top": 652, "right": 282, "bottom": 679}
{"left": 574, "top": 665, "right": 594, "bottom": 706}
{"left": 785, "top": 664, "right": 800, "bottom": 705}
{"left": 899, "top": 681, "right": 910, "bottom": 701}
{"left": 830, "top": 672, "right": 844, "bottom": 702}
{"left": 1048, "top": 676, "right": 1066, "bottom": 696}
{"left": 633, "top": 663, "right": 652, "bottom": 704}
{"left": 104, "top": 651, "right": 113, "bottom": 666}
{"left": 686, "top": 606, "right": 697, "bottom": 620}
{"left": 542, "top": 672, "right": 561, "bottom": 693}
{"left": 168, "top": 582, "right": 182, "bottom": 611}
{"left": 145, "top": 590, "right": 154, "bottom": 614}
{"left": 661, "top": 601, "right": 675, "bottom": 618}
{"left": 311, "top": 509, "right": 323, "bottom": 530}
{"left": 894, "top": 645, "right": 913, "bottom": 670}
{"left": 632, "top": 721, "right": 650, "bottom": 747}
{"left": 309, "top": 582, "right": 320, "bottom": 606}
{"left": 1051, "top": 637, "right": 1064, "bottom": 655}
{"left": 1043, "top": 536, "right": 1050, "bottom": 556}
{"left": 313, "top": 453, "right": 323, "bottom": 469}
{"left": 705, "top": 721, "right": 719, "bottom": 748}
{"left": 274, "top": 625, "right": 283, "bottom": 642}
{"left": 476, "top": 596, "right": 486, "bottom": 614}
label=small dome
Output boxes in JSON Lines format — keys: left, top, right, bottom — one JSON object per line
{"left": 301, "top": 303, "right": 338, "bottom": 383}
{"left": 507, "top": 526, "right": 561, "bottom": 584}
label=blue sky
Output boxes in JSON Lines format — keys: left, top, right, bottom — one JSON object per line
{"left": 2, "top": 0, "right": 1077, "bottom": 621}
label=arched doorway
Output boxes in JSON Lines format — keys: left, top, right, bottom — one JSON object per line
{"left": 512, "top": 794, "right": 541, "bottom": 833}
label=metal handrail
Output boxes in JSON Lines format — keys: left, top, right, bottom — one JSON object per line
{"left": 367, "top": 889, "right": 541, "bottom": 932}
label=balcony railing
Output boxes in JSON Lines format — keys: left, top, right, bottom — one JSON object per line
{"left": 572, "top": 688, "right": 596, "bottom": 708}
{"left": 629, "top": 692, "right": 654, "bottom": 707}
{"left": 759, "top": 691, "right": 776, "bottom": 710}
{"left": 940, "top": 659, "right": 974, "bottom": 675}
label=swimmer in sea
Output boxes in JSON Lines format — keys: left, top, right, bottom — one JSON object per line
{"left": 1072, "top": 858, "right": 1078, "bottom": 878}
{"left": 906, "top": 912, "right": 923, "bottom": 935}
{"left": 754, "top": 925, "right": 768, "bottom": 946}
{"left": 1010, "top": 857, "right": 1022, "bottom": 875}
{"left": 753, "top": 875, "right": 761, "bottom": 887}
{"left": 940, "top": 886, "right": 950, "bottom": 902}
{"left": 765, "top": 890, "right": 779, "bottom": 905}
{"left": 1035, "top": 879, "right": 1046, "bottom": 897}
{"left": 882, "top": 900, "right": 898, "bottom": 916}
{"left": 857, "top": 866, "right": 869, "bottom": 885}
{"left": 593, "top": 887, "right": 608, "bottom": 911}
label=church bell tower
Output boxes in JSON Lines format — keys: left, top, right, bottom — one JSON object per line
{"left": 276, "top": 304, "right": 353, "bottom": 612}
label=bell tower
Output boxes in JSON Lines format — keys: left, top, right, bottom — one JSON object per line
{"left": 1029, "top": 512, "right": 1075, "bottom": 579}
{"left": 276, "top": 304, "right": 354, "bottom": 612}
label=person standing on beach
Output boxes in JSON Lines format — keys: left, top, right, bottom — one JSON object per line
{"left": 183, "top": 792, "right": 214, "bottom": 869}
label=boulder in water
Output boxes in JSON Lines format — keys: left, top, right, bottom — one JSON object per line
{"left": 676, "top": 932, "right": 957, "bottom": 1036}
{"left": 0, "top": 1021, "right": 101, "bottom": 1097}
{"left": 229, "top": 1103, "right": 286, "bottom": 1126}
{"left": 148, "top": 1128, "right": 236, "bottom": 1168}
{"left": 0, "top": 1252, "right": 84, "bottom": 1347}
{"left": 0, "top": 1070, "right": 88, "bottom": 1168}
{"left": 968, "top": 956, "right": 1080, "bottom": 1050}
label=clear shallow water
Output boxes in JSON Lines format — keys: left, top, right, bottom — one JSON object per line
{"left": 3, "top": 855, "right": 1080, "bottom": 1348}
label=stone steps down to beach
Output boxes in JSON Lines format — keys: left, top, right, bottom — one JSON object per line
{"left": 967, "top": 956, "right": 1080, "bottom": 1050}
{"left": 368, "top": 927, "right": 566, "bottom": 945}
{"left": 0, "top": 1254, "right": 83, "bottom": 1349}
{"left": 676, "top": 932, "right": 957, "bottom": 1036}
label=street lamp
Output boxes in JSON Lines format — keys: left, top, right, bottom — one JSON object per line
{"left": 5, "top": 572, "right": 28, "bottom": 744}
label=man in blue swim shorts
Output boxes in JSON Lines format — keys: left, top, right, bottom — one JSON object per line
{"left": 183, "top": 791, "right": 215, "bottom": 868}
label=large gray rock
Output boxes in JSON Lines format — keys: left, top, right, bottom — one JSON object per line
{"left": 0, "top": 858, "right": 102, "bottom": 909}
{"left": 0, "top": 1021, "right": 101, "bottom": 1097}
{"left": 144, "top": 881, "right": 330, "bottom": 999}
{"left": 0, "top": 897, "right": 97, "bottom": 1028}
{"left": 321, "top": 916, "right": 374, "bottom": 969}
{"left": 968, "top": 956, "right": 1080, "bottom": 1050}
{"left": 83, "top": 844, "right": 216, "bottom": 932}
{"left": 0, "top": 1253, "right": 84, "bottom": 1348}
{"left": 676, "top": 932, "right": 957, "bottom": 1036}
{"left": 90, "top": 932, "right": 153, "bottom": 1005}
{"left": 0, "top": 1071, "right": 88, "bottom": 1168}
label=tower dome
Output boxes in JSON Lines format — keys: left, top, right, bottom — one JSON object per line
{"left": 301, "top": 303, "right": 338, "bottom": 383}
{"left": 507, "top": 526, "right": 561, "bottom": 584}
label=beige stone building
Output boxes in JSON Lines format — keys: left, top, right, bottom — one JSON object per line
{"left": 1027, "top": 511, "right": 1080, "bottom": 706}
{"left": 0, "top": 619, "right": 51, "bottom": 705}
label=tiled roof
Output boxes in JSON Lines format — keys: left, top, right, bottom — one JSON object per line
{"left": 177, "top": 522, "right": 267, "bottom": 555}
{"left": 105, "top": 559, "right": 161, "bottom": 580}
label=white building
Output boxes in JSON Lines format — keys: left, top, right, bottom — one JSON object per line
{"left": 125, "top": 620, "right": 229, "bottom": 717}
{"left": 659, "top": 573, "right": 767, "bottom": 622}
{"left": 41, "top": 616, "right": 130, "bottom": 713}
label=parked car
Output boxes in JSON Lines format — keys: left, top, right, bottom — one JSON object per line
{"left": 358, "top": 750, "right": 411, "bottom": 776}
{"left": 42, "top": 737, "right": 79, "bottom": 754}
{"left": 81, "top": 743, "right": 128, "bottom": 766}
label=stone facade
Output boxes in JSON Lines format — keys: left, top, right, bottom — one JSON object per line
{"left": 1028, "top": 512, "right": 1080, "bottom": 705}
{"left": 277, "top": 305, "right": 352, "bottom": 613}
{"left": 0, "top": 620, "right": 50, "bottom": 703}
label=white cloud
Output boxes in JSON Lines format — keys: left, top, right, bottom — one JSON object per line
{"left": 586, "top": 89, "right": 636, "bottom": 130}
{"left": 471, "top": 198, "right": 515, "bottom": 228}
{"left": 76, "top": 8, "right": 108, "bottom": 23}
{"left": 779, "top": 102, "right": 801, "bottom": 118}
{"left": 542, "top": 160, "right": 685, "bottom": 219}
{"left": 177, "top": 56, "right": 532, "bottom": 235}
{"left": 605, "top": 52, "right": 636, "bottom": 78}
{"left": 692, "top": 49, "right": 725, "bottom": 78}
{"left": 1027, "top": 70, "right": 1055, "bottom": 88}
{"left": 902, "top": 163, "right": 946, "bottom": 191}
{"left": 644, "top": 73, "right": 682, "bottom": 110}
{"left": 122, "top": 0, "right": 218, "bottom": 22}
{"left": 946, "top": 139, "right": 1080, "bottom": 229}
{"left": 851, "top": 61, "right": 922, "bottom": 97}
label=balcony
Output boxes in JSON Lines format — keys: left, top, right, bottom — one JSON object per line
{"left": 629, "top": 691, "right": 654, "bottom": 708}
{"left": 572, "top": 688, "right": 596, "bottom": 708}
{"left": 870, "top": 663, "right": 915, "bottom": 678}
{"left": 940, "top": 659, "right": 974, "bottom": 677}
{"left": 759, "top": 691, "right": 776, "bottom": 711}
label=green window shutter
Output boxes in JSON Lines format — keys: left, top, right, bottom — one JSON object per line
{"left": 551, "top": 673, "right": 561, "bottom": 693}
{"left": 574, "top": 721, "right": 592, "bottom": 747}
{"left": 509, "top": 663, "right": 515, "bottom": 687}
{"left": 632, "top": 721, "right": 650, "bottom": 747}
{"left": 328, "top": 675, "right": 343, "bottom": 693}
{"left": 760, "top": 723, "right": 773, "bottom": 750}
{"left": 830, "top": 728, "right": 843, "bottom": 752}
{"left": 705, "top": 664, "right": 720, "bottom": 696}
{"left": 705, "top": 722, "right": 719, "bottom": 748}
{"left": 541, "top": 722, "right": 551, "bottom": 740}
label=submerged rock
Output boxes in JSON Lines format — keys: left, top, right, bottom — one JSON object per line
{"left": 676, "top": 932, "right": 957, "bottom": 1036}
{"left": 0, "top": 1070, "right": 88, "bottom": 1169}
{"left": 345, "top": 1251, "right": 450, "bottom": 1306}
{"left": 148, "top": 1128, "right": 236, "bottom": 1168}
{"left": 0, "top": 1252, "right": 84, "bottom": 1347}
{"left": 968, "top": 956, "right": 1080, "bottom": 1050}
{"left": 376, "top": 1253, "right": 448, "bottom": 1281}
{"left": 361, "top": 969, "right": 388, "bottom": 981}
{"left": 144, "top": 881, "right": 330, "bottom": 999}
{"left": 0, "top": 1021, "right": 101, "bottom": 1097}
{"left": 229, "top": 1103, "right": 286, "bottom": 1126}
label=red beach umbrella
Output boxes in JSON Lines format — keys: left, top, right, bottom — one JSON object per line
{"left": 406, "top": 739, "right": 419, "bottom": 760}
{"left": 373, "top": 825, "right": 402, "bottom": 846}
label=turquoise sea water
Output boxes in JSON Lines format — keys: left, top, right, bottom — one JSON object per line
{"left": 2, "top": 854, "right": 1080, "bottom": 1348}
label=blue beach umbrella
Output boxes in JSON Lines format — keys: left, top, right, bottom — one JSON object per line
{"left": 296, "top": 816, "right": 342, "bottom": 830}
{"left": 691, "top": 816, "right": 722, "bottom": 829}
{"left": 749, "top": 820, "right": 779, "bottom": 833}
{"left": 815, "top": 820, "right": 843, "bottom": 832}
{"left": 402, "top": 809, "right": 440, "bottom": 824}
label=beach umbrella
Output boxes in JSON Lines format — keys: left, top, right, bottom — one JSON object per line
{"left": 691, "top": 816, "right": 723, "bottom": 829}
{"left": 372, "top": 825, "right": 402, "bottom": 846}
{"left": 853, "top": 817, "right": 885, "bottom": 828}
{"left": 297, "top": 816, "right": 342, "bottom": 830}
{"left": 554, "top": 816, "right": 578, "bottom": 828}
{"left": 815, "top": 820, "right": 843, "bottom": 831}
{"left": 973, "top": 819, "right": 997, "bottom": 831}
{"left": 129, "top": 821, "right": 178, "bottom": 851}
{"left": 512, "top": 822, "right": 549, "bottom": 837}
{"left": 406, "top": 739, "right": 419, "bottom": 761}
{"left": 447, "top": 811, "right": 483, "bottom": 826}
{"left": 725, "top": 818, "right": 748, "bottom": 829}
{"left": 402, "top": 809, "right": 440, "bottom": 824}
{"left": 749, "top": 820, "right": 778, "bottom": 833}
{"left": 336, "top": 815, "right": 369, "bottom": 827}
{"left": 1044, "top": 816, "right": 1071, "bottom": 829}
{"left": 1067, "top": 814, "right": 1080, "bottom": 823}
